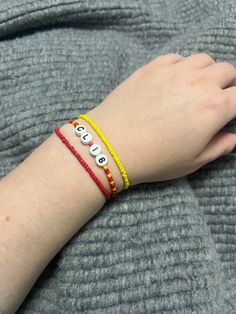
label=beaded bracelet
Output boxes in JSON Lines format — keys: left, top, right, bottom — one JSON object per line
{"left": 78, "top": 114, "right": 129, "bottom": 190}
{"left": 54, "top": 128, "right": 111, "bottom": 200}
{"left": 68, "top": 119, "right": 117, "bottom": 198}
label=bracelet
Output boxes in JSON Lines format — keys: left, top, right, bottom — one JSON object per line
{"left": 68, "top": 119, "right": 117, "bottom": 198}
{"left": 78, "top": 114, "right": 129, "bottom": 190}
{"left": 54, "top": 128, "right": 111, "bottom": 200}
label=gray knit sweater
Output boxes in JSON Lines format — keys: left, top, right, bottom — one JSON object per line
{"left": 1, "top": 1, "right": 236, "bottom": 313}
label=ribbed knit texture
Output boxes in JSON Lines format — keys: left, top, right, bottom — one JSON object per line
{"left": 1, "top": 1, "right": 236, "bottom": 313}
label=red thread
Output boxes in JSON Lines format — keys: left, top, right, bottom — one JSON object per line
{"left": 88, "top": 141, "right": 93, "bottom": 147}
{"left": 54, "top": 128, "right": 111, "bottom": 200}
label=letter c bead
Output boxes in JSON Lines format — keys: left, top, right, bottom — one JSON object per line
{"left": 89, "top": 144, "right": 102, "bottom": 156}
{"left": 75, "top": 125, "right": 87, "bottom": 136}
{"left": 95, "top": 154, "right": 108, "bottom": 167}
{"left": 80, "top": 132, "right": 92, "bottom": 144}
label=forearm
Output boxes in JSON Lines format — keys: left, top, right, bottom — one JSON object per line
{"left": 0, "top": 118, "right": 124, "bottom": 313}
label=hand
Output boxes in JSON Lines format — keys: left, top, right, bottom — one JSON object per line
{"left": 85, "top": 53, "right": 236, "bottom": 186}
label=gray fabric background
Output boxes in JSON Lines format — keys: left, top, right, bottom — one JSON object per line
{"left": 0, "top": 0, "right": 236, "bottom": 313}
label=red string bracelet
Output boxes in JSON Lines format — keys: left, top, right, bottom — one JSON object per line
{"left": 54, "top": 128, "right": 111, "bottom": 200}
{"left": 68, "top": 119, "right": 117, "bottom": 199}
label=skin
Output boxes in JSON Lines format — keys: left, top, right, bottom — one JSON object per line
{"left": 87, "top": 52, "right": 236, "bottom": 184}
{"left": 0, "top": 53, "right": 236, "bottom": 313}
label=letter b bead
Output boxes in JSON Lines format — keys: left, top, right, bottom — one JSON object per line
{"left": 95, "top": 154, "right": 108, "bottom": 167}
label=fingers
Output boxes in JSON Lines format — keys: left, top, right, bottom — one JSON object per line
{"left": 210, "top": 86, "right": 236, "bottom": 130}
{"left": 226, "top": 76, "right": 236, "bottom": 88}
{"left": 196, "top": 131, "right": 236, "bottom": 167}
{"left": 201, "top": 62, "right": 236, "bottom": 88}
{"left": 176, "top": 52, "right": 215, "bottom": 69}
{"left": 223, "top": 86, "right": 236, "bottom": 116}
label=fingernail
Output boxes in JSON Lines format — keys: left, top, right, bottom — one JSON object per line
{"left": 231, "top": 145, "right": 236, "bottom": 153}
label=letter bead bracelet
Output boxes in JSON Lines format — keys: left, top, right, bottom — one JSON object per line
{"left": 78, "top": 114, "right": 129, "bottom": 190}
{"left": 69, "top": 119, "right": 117, "bottom": 198}
{"left": 54, "top": 127, "right": 111, "bottom": 200}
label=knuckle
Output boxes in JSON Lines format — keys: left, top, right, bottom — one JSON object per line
{"left": 135, "top": 58, "right": 172, "bottom": 78}
{"left": 155, "top": 53, "right": 182, "bottom": 61}
{"left": 165, "top": 53, "right": 182, "bottom": 58}
{"left": 204, "top": 91, "right": 228, "bottom": 112}
{"left": 212, "top": 91, "right": 228, "bottom": 107}
{"left": 149, "top": 53, "right": 184, "bottom": 67}
{"left": 221, "top": 61, "right": 235, "bottom": 72}
{"left": 133, "top": 64, "right": 152, "bottom": 78}
{"left": 198, "top": 52, "right": 215, "bottom": 63}
{"left": 185, "top": 72, "right": 207, "bottom": 86}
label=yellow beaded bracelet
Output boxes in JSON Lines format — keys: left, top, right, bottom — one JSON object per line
{"left": 78, "top": 114, "right": 129, "bottom": 190}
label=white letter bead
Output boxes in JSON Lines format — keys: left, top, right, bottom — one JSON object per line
{"left": 89, "top": 144, "right": 102, "bottom": 156}
{"left": 75, "top": 125, "right": 87, "bottom": 136}
{"left": 95, "top": 154, "right": 108, "bottom": 167}
{"left": 80, "top": 132, "right": 92, "bottom": 144}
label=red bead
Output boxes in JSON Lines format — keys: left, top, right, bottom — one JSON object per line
{"left": 88, "top": 141, "right": 93, "bottom": 147}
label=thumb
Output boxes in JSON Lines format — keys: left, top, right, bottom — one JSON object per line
{"left": 196, "top": 131, "right": 236, "bottom": 165}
